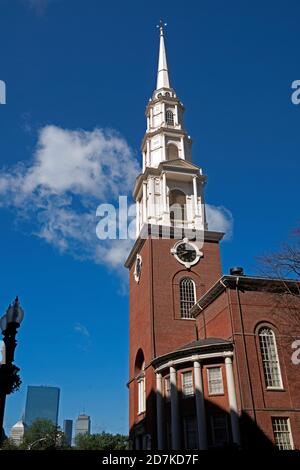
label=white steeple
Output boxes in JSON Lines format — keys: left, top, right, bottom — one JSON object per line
{"left": 156, "top": 21, "right": 170, "bottom": 90}
{"left": 133, "top": 24, "right": 208, "bottom": 238}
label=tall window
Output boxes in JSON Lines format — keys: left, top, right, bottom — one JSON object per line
{"left": 272, "top": 417, "right": 293, "bottom": 450}
{"left": 138, "top": 361, "right": 146, "bottom": 414}
{"left": 259, "top": 328, "right": 282, "bottom": 389}
{"left": 169, "top": 189, "right": 186, "bottom": 223}
{"left": 166, "top": 109, "right": 174, "bottom": 125}
{"left": 183, "top": 417, "right": 198, "bottom": 450}
{"left": 182, "top": 371, "right": 194, "bottom": 397}
{"left": 211, "top": 414, "right": 228, "bottom": 447}
{"left": 180, "top": 278, "right": 196, "bottom": 318}
{"left": 135, "top": 350, "right": 146, "bottom": 414}
{"left": 207, "top": 367, "right": 224, "bottom": 395}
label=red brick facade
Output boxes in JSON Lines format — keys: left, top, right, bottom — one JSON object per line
{"left": 126, "top": 228, "right": 300, "bottom": 450}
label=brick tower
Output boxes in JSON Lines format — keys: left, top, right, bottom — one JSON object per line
{"left": 125, "top": 23, "right": 224, "bottom": 449}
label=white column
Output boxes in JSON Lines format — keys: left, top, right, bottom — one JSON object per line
{"left": 136, "top": 200, "right": 140, "bottom": 238}
{"left": 174, "top": 104, "right": 179, "bottom": 126}
{"left": 194, "top": 361, "right": 207, "bottom": 450}
{"left": 147, "top": 115, "right": 150, "bottom": 131}
{"left": 146, "top": 139, "right": 150, "bottom": 167}
{"left": 156, "top": 373, "right": 164, "bottom": 450}
{"left": 162, "top": 134, "right": 166, "bottom": 161}
{"left": 150, "top": 107, "right": 153, "bottom": 129}
{"left": 149, "top": 177, "right": 155, "bottom": 219}
{"left": 162, "top": 102, "right": 166, "bottom": 125}
{"left": 193, "top": 176, "right": 199, "bottom": 216}
{"left": 162, "top": 172, "right": 167, "bottom": 213}
{"left": 225, "top": 356, "right": 241, "bottom": 446}
{"left": 142, "top": 182, "right": 147, "bottom": 223}
{"left": 180, "top": 136, "right": 184, "bottom": 159}
{"left": 170, "top": 366, "right": 180, "bottom": 450}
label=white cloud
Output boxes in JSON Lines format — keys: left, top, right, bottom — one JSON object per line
{"left": 74, "top": 323, "right": 90, "bottom": 338}
{"left": 206, "top": 204, "right": 233, "bottom": 239}
{"left": 0, "top": 125, "right": 233, "bottom": 275}
{"left": 0, "top": 125, "right": 138, "bottom": 271}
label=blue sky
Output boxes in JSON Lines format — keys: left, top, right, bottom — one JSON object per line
{"left": 0, "top": 0, "right": 299, "bottom": 435}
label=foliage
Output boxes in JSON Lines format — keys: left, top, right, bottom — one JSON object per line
{"left": 258, "top": 226, "right": 300, "bottom": 284}
{"left": 1, "top": 437, "right": 19, "bottom": 450}
{"left": 0, "top": 364, "right": 22, "bottom": 394}
{"left": 257, "top": 225, "right": 300, "bottom": 334}
{"left": 75, "top": 432, "right": 128, "bottom": 450}
{"left": 20, "top": 419, "right": 68, "bottom": 450}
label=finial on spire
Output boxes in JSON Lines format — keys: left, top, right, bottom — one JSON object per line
{"left": 156, "top": 20, "right": 170, "bottom": 90}
{"left": 157, "top": 19, "right": 167, "bottom": 34}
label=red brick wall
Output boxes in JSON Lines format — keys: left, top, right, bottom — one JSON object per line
{"left": 195, "top": 285, "right": 300, "bottom": 449}
{"left": 128, "top": 235, "right": 222, "bottom": 437}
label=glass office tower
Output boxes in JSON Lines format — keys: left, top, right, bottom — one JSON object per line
{"left": 24, "top": 386, "right": 60, "bottom": 426}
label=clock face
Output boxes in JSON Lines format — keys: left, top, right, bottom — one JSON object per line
{"left": 176, "top": 242, "right": 197, "bottom": 263}
{"left": 136, "top": 257, "right": 141, "bottom": 276}
{"left": 134, "top": 254, "right": 142, "bottom": 283}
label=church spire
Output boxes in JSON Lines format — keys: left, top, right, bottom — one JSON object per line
{"left": 156, "top": 21, "right": 170, "bottom": 90}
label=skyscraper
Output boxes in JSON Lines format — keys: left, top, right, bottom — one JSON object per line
{"left": 10, "top": 420, "right": 26, "bottom": 445}
{"left": 75, "top": 414, "right": 91, "bottom": 437}
{"left": 63, "top": 419, "right": 73, "bottom": 446}
{"left": 24, "top": 385, "right": 60, "bottom": 427}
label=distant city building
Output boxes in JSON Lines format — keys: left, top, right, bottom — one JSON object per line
{"left": 10, "top": 420, "right": 26, "bottom": 445}
{"left": 63, "top": 419, "right": 73, "bottom": 446}
{"left": 24, "top": 385, "right": 60, "bottom": 427}
{"left": 75, "top": 414, "right": 91, "bottom": 437}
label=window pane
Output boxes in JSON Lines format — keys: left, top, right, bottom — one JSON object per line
{"left": 272, "top": 417, "right": 293, "bottom": 450}
{"left": 207, "top": 367, "right": 224, "bottom": 395}
{"left": 182, "top": 371, "right": 194, "bottom": 396}
{"left": 166, "top": 110, "right": 174, "bottom": 125}
{"left": 259, "top": 328, "right": 282, "bottom": 388}
{"left": 211, "top": 414, "right": 228, "bottom": 447}
{"left": 180, "top": 278, "right": 196, "bottom": 318}
{"left": 184, "top": 417, "right": 198, "bottom": 450}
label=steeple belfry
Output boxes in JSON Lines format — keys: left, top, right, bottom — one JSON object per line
{"left": 133, "top": 24, "right": 208, "bottom": 237}
{"left": 156, "top": 21, "right": 170, "bottom": 90}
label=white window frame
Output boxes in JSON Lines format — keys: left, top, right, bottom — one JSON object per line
{"left": 272, "top": 417, "right": 294, "bottom": 450}
{"left": 259, "top": 328, "right": 283, "bottom": 390}
{"left": 179, "top": 277, "right": 197, "bottom": 319}
{"left": 207, "top": 366, "right": 224, "bottom": 396}
{"left": 137, "top": 375, "right": 146, "bottom": 414}
{"left": 181, "top": 371, "right": 194, "bottom": 397}
{"left": 166, "top": 109, "right": 174, "bottom": 125}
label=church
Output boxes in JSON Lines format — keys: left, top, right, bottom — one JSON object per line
{"left": 125, "top": 24, "right": 300, "bottom": 451}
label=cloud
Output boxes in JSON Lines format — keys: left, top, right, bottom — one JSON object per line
{"left": 206, "top": 204, "right": 233, "bottom": 239}
{"left": 0, "top": 125, "right": 233, "bottom": 275}
{"left": 0, "top": 125, "right": 139, "bottom": 271}
{"left": 74, "top": 323, "right": 90, "bottom": 338}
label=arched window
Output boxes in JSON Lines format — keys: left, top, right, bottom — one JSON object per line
{"left": 259, "top": 327, "right": 282, "bottom": 389}
{"left": 166, "top": 109, "right": 174, "bottom": 125}
{"left": 169, "top": 189, "right": 186, "bottom": 225}
{"left": 135, "top": 349, "right": 146, "bottom": 414}
{"left": 167, "top": 144, "right": 179, "bottom": 160}
{"left": 180, "top": 278, "right": 196, "bottom": 318}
